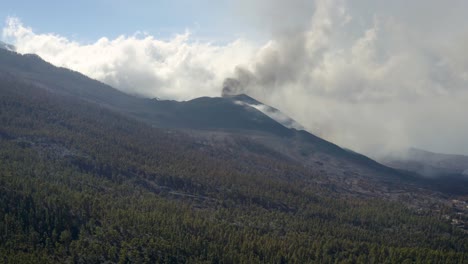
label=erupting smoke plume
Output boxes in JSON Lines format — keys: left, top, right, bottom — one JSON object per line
{"left": 224, "top": 0, "right": 468, "bottom": 157}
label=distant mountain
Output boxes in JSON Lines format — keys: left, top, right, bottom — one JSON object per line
{"left": 380, "top": 148, "right": 468, "bottom": 195}
{"left": 382, "top": 148, "right": 468, "bottom": 177}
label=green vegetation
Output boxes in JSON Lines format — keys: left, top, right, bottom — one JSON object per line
{"left": 0, "top": 77, "right": 467, "bottom": 263}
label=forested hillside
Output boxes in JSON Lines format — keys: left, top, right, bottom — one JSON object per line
{"left": 1, "top": 67, "right": 467, "bottom": 263}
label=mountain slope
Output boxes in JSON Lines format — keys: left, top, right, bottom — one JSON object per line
{"left": 1, "top": 63, "right": 467, "bottom": 263}
{"left": 0, "top": 49, "right": 467, "bottom": 262}
{"left": 3, "top": 49, "right": 467, "bottom": 196}
{"left": 0, "top": 49, "right": 398, "bottom": 177}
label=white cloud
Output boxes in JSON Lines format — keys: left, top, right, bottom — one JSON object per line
{"left": 2, "top": 17, "right": 257, "bottom": 100}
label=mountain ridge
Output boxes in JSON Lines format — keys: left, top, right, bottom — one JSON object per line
{"left": 0, "top": 48, "right": 459, "bottom": 193}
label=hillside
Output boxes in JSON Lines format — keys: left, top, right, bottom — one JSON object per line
{"left": 0, "top": 50, "right": 467, "bottom": 263}
{"left": 0, "top": 50, "right": 416, "bottom": 185}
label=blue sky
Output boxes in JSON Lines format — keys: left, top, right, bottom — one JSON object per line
{"left": 1, "top": 0, "right": 246, "bottom": 42}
